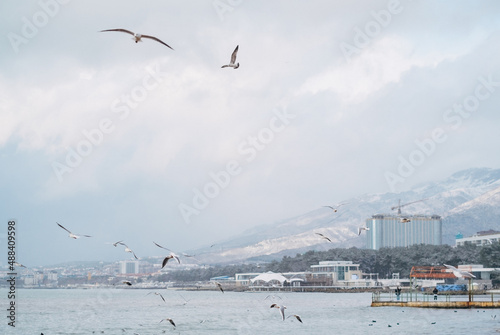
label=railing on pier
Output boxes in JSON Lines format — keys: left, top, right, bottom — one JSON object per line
{"left": 372, "top": 291, "right": 500, "bottom": 304}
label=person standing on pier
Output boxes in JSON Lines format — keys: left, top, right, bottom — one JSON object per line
{"left": 395, "top": 286, "right": 401, "bottom": 301}
{"left": 433, "top": 287, "right": 438, "bottom": 301}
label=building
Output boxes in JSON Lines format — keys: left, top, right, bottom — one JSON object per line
{"left": 366, "top": 214, "right": 442, "bottom": 250}
{"left": 308, "top": 261, "right": 363, "bottom": 286}
{"left": 456, "top": 230, "right": 500, "bottom": 246}
{"left": 119, "top": 260, "right": 139, "bottom": 274}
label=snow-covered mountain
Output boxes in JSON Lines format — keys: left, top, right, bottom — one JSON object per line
{"left": 191, "top": 168, "right": 500, "bottom": 265}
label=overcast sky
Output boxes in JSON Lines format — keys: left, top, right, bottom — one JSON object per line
{"left": 1, "top": 0, "right": 500, "bottom": 266}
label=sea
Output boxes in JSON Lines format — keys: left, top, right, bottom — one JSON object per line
{"left": 1, "top": 289, "right": 499, "bottom": 334}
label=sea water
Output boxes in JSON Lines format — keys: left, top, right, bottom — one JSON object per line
{"left": 1, "top": 289, "right": 499, "bottom": 334}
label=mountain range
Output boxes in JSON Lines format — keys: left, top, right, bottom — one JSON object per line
{"left": 189, "top": 167, "right": 500, "bottom": 265}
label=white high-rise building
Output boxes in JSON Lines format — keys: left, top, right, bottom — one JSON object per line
{"left": 119, "top": 260, "right": 139, "bottom": 274}
{"left": 366, "top": 214, "right": 442, "bottom": 250}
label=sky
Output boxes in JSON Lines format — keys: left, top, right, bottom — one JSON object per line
{"left": 1, "top": 0, "right": 500, "bottom": 266}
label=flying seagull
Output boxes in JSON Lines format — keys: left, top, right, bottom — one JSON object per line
{"left": 323, "top": 203, "right": 348, "bottom": 212}
{"left": 56, "top": 222, "right": 91, "bottom": 239}
{"left": 270, "top": 304, "right": 287, "bottom": 321}
{"left": 287, "top": 314, "right": 303, "bottom": 323}
{"left": 215, "top": 281, "right": 224, "bottom": 293}
{"left": 153, "top": 242, "right": 180, "bottom": 268}
{"left": 444, "top": 264, "right": 476, "bottom": 279}
{"left": 14, "top": 262, "right": 27, "bottom": 268}
{"left": 100, "top": 29, "right": 174, "bottom": 50}
{"left": 315, "top": 232, "right": 332, "bottom": 243}
{"left": 400, "top": 217, "right": 411, "bottom": 223}
{"left": 122, "top": 243, "right": 139, "bottom": 260}
{"left": 159, "top": 318, "right": 176, "bottom": 328}
{"left": 146, "top": 291, "right": 165, "bottom": 303}
{"left": 221, "top": 45, "right": 239, "bottom": 69}
{"left": 358, "top": 227, "right": 370, "bottom": 235}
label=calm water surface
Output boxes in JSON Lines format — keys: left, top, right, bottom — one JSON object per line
{"left": 1, "top": 289, "right": 499, "bottom": 334}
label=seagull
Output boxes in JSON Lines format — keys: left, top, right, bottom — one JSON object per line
{"left": 221, "top": 45, "right": 239, "bottom": 69}
{"left": 444, "top": 264, "right": 476, "bottom": 279}
{"left": 14, "top": 262, "right": 27, "bottom": 268}
{"left": 215, "top": 281, "right": 224, "bottom": 293}
{"left": 122, "top": 281, "right": 132, "bottom": 286}
{"left": 146, "top": 292, "right": 165, "bottom": 303}
{"left": 287, "top": 314, "right": 303, "bottom": 323}
{"left": 179, "top": 294, "right": 191, "bottom": 305}
{"left": 400, "top": 217, "right": 411, "bottom": 223}
{"left": 56, "top": 222, "right": 91, "bottom": 239}
{"left": 159, "top": 318, "right": 176, "bottom": 328}
{"left": 264, "top": 294, "right": 282, "bottom": 301}
{"left": 315, "top": 232, "right": 332, "bottom": 243}
{"left": 358, "top": 227, "right": 370, "bottom": 235}
{"left": 153, "top": 242, "right": 180, "bottom": 268}
{"left": 100, "top": 29, "right": 174, "bottom": 50}
{"left": 122, "top": 243, "right": 139, "bottom": 260}
{"left": 323, "top": 203, "right": 347, "bottom": 212}
{"left": 270, "top": 304, "right": 287, "bottom": 321}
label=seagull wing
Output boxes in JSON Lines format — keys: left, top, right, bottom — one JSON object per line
{"left": 173, "top": 254, "right": 181, "bottom": 264}
{"left": 153, "top": 241, "right": 173, "bottom": 252}
{"left": 132, "top": 250, "right": 139, "bottom": 259}
{"left": 168, "top": 319, "right": 176, "bottom": 327}
{"left": 280, "top": 306, "right": 286, "bottom": 320}
{"left": 141, "top": 35, "right": 174, "bottom": 50}
{"left": 100, "top": 28, "right": 135, "bottom": 36}
{"left": 161, "top": 257, "right": 171, "bottom": 269}
{"left": 230, "top": 45, "right": 239, "bottom": 64}
{"left": 158, "top": 293, "right": 165, "bottom": 302}
{"left": 56, "top": 222, "right": 72, "bottom": 234}
{"left": 358, "top": 227, "right": 362, "bottom": 236}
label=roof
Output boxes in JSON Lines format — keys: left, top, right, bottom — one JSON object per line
{"left": 250, "top": 271, "right": 288, "bottom": 284}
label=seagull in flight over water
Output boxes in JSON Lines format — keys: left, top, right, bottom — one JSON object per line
{"left": 56, "top": 222, "right": 91, "bottom": 239}
{"left": 159, "top": 318, "right": 176, "bottom": 328}
{"left": 215, "top": 281, "right": 224, "bottom": 293}
{"left": 146, "top": 291, "right": 166, "bottom": 303}
{"left": 221, "top": 45, "right": 239, "bottom": 69}
{"left": 444, "top": 264, "right": 476, "bottom": 279}
{"left": 122, "top": 243, "right": 139, "bottom": 260}
{"left": 100, "top": 29, "right": 174, "bottom": 50}
{"left": 287, "top": 314, "right": 303, "bottom": 323}
{"left": 270, "top": 304, "right": 287, "bottom": 321}
{"left": 153, "top": 242, "right": 180, "bottom": 268}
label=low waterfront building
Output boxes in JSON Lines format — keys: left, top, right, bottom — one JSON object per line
{"left": 455, "top": 230, "right": 500, "bottom": 246}
{"left": 308, "top": 261, "right": 363, "bottom": 286}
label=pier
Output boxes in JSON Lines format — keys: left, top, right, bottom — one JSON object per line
{"left": 371, "top": 291, "right": 500, "bottom": 308}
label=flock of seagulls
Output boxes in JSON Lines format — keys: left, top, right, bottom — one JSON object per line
{"left": 315, "top": 203, "right": 371, "bottom": 243}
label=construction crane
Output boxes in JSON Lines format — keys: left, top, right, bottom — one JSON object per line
{"left": 391, "top": 198, "right": 428, "bottom": 215}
